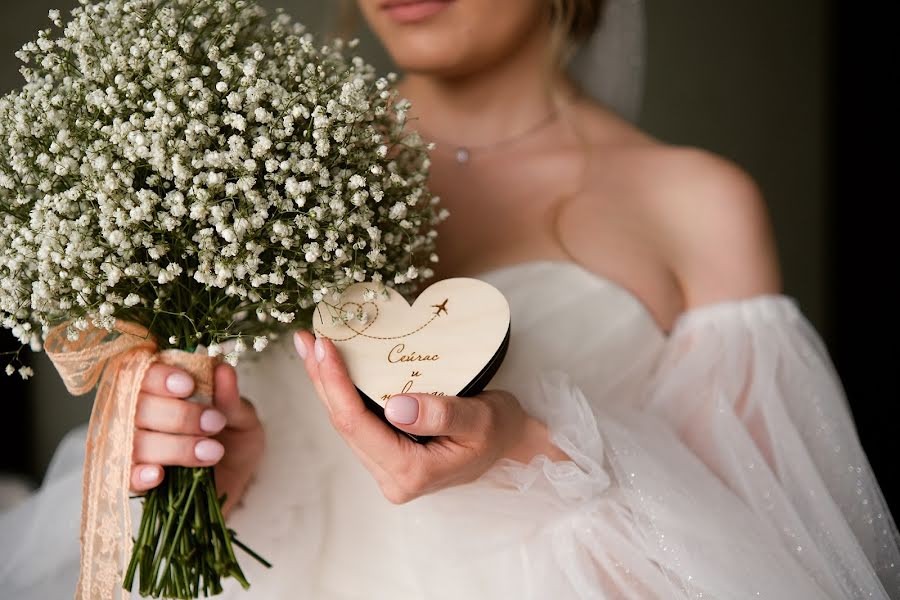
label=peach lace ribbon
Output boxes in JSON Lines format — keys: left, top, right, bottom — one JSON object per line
{"left": 44, "top": 320, "right": 215, "bottom": 600}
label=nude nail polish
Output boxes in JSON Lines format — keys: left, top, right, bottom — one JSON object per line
{"left": 200, "top": 409, "right": 226, "bottom": 433}
{"left": 194, "top": 439, "right": 224, "bottom": 462}
{"left": 314, "top": 336, "right": 325, "bottom": 362}
{"left": 385, "top": 395, "right": 419, "bottom": 425}
{"left": 294, "top": 332, "right": 307, "bottom": 359}
{"left": 140, "top": 466, "right": 160, "bottom": 483}
{"left": 166, "top": 372, "right": 194, "bottom": 395}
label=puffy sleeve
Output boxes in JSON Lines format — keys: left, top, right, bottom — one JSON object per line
{"left": 645, "top": 296, "right": 899, "bottom": 596}
{"left": 403, "top": 296, "right": 900, "bottom": 600}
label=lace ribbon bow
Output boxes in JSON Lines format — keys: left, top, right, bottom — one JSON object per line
{"left": 44, "top": 321, "right": 213, "bottom": 600}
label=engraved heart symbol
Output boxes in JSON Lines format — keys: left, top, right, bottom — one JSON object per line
{"left": 313, "top": 278, "right": 511, "bottom": 440}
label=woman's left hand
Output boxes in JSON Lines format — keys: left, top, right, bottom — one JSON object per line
{"left": 293, "top": 330, "right": 568, "bottom": 503}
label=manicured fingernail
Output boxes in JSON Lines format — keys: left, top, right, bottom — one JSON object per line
{"left": 140, "top": 466, "right": 160, "bottom": 483}
{"left": 385, "top": 395, "right": 419, "bottom": 425}
{"left": 314, "top": 336, "right": 325, "bottom": 363}
{"left": 194, "top": 439, "right": 225, "bottom": 462}
{"left": 166, "top": 372, "right": 194, "bottom": 396}
{"left": 200, "top": 409, "right": 226, "bottom": 433}
{"left": 293, "top": 332, "right": 307, "bottom": 359}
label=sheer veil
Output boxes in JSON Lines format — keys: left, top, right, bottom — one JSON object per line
{"left": 568, "top": 0, "right": 646, "bottom": 122}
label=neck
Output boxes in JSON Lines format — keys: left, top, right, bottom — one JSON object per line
{"left": 398, "top": 28, "right": 571, "bottom": 147}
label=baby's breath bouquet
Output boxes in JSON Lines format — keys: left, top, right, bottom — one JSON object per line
{"left": 0, "top": 0, "right": 443, "bottom": 597}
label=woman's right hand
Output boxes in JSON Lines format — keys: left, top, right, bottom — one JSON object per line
{"left": 129, "top": 362, "right": 265, "bottom": 515}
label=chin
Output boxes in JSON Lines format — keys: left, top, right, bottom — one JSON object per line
{"left": 382, "top": 32, "right": 485, "bottom": 77}
{"left": 356, "top": 0, "right": 548, "bottom": 77}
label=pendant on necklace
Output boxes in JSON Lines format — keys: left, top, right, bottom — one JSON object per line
{"left": 455, "top": 147, "right": 470, "bottom": 164}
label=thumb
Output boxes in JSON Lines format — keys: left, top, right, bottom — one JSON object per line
{"left": 384, "top": 393, "right": 487, "bottom": 438}
{"left": 213, "top": 363, "right": 257, "bottom": 430}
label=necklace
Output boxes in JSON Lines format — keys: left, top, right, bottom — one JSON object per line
{"left": 423, "top": 109, "right": 559, "bottom": 164}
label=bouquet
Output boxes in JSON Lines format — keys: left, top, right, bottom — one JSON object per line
{"left": 0, "top": 0, "right": 444, "bottom": 597}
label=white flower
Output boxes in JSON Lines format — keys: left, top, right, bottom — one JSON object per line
{"left": 388, "top": 202, "right": 407, "bottom": 220}
{"left": 5, "top": 365, "right": 14, "bottom": 376}
{"left": 0, "top": 0, "right": 441, "bottom": 381}
{"left": 168, "top": 336, "right": 178, "bottom": 345}
{"left": 224, "top": 352, "right": 239, "bottom": 366}
{"left": 18, "top": 366, "right": 34, "bottom": 380}
{"left": 124, "top": 294, "right": 141, "bottom": 307}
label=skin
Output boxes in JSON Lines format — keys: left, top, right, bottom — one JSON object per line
{"left": 131, "top": 0, "right": 781, "bottom": 508}
{"left": 129, "top": 362, "right": 263, "bottom": 516}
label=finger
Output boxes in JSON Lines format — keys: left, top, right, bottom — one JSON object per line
{"left": 294, "top": 330, "right": 324, "bottom": 389}
{"left": 294, "top": 330, "right": 398, "bottom": 485}
{"left": 314, "top": 336, "right": 406, "bottom": 467}
{"left": 130, "top": 463, "right": 164, "bottom": 492}
{"left": 141, "top": 363, "right": 195, "bottom": 398}
{"left": 135, "top": 392, "right": 226, "bottom": 435}
{"left": 213, "top": 363, "right": 259, "bottom": 431}
{"left": 304, "top": 334, "right": 460, "bottom": 502}
{"left": 384, "top": 393, "right": 491, "bottom": 438}
{"left": 295, "top": 330, "right": 334, "bottom": 413}
{"left": 133, "top": 429, "right": 225, "bottom": 467}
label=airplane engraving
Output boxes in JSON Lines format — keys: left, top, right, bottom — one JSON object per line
{"left": 432, "top": 298, "right": 449, "bottom": 316}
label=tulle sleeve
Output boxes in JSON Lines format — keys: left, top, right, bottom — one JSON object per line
{"left": 643, "top": 295, "right": 899, "bottom": 595}
{"left": 404, "top": 295, "right": 900, "bottom": 600}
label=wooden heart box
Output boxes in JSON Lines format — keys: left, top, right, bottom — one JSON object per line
{"left": 313, "top": 278, "right": 511, "bottom": 443}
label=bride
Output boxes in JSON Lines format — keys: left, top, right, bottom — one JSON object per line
{"left": 3, "top": 0, "right": 898, "bottom": 598}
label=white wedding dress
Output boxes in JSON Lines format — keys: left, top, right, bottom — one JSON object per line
{"left": 2, "top": 261, "right": 899, "bottom": 599}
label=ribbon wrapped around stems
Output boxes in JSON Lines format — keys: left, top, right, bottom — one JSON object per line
{"left": 44, "top": 320, "right": 216, "bottom": 600}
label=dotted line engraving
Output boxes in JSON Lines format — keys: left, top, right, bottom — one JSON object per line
{"left": 317, "top": 300, "right": 443, "bottom": 342}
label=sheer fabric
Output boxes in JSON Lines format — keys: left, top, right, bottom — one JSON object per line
{"left": 2, "top": 261, "right": 897, "bottom": 599}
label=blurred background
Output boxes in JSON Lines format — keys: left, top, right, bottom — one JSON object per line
{"left": 0, "top": 1, "right": 895, "bottom": 511}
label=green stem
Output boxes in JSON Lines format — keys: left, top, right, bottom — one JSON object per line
{"left": 229, "top": 534, "right": 272, "bottom": 569}
{"left": 152, "top": 469, "right": 203, "bottom": 596}
{"left": 121, "top": 370, "right": 270, "bottom": 598}
{"left": 205, "top": 475, "right": 251, "bottom": 589}
{"left": 123, "top": 489, "right": 154, "bottom": 590}
{"left": 147, "top": 475, "right": 191, "bottom": 587}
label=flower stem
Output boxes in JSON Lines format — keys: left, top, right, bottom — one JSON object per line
{"left": 123, "top": 466, "right": 269, "bottom": 598}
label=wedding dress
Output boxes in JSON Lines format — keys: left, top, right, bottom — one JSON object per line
{"left": 2, "top": 261, "right": 898, "bottom": 599}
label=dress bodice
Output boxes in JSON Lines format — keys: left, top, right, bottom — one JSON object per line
{"left": 3, "top": 262, "right": 896, "bottom": 600}
{"left": 231, "top": 260, "right": 673, "bottom": 598}
{"left": 225, "top": 261, "right": 897, "bottom": 599}
{"left": 477, "top": 261, "right": 666, "bottom": 407}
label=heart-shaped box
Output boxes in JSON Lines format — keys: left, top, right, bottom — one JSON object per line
{"left": 313, "top": 278, "right": 511, "bottom": 443}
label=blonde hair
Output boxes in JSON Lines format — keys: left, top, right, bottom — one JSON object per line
{"left": 548, "top": 0, "right": 606, "bottom": 65}
{"left": 551, "top": 0, "right": 606, "bottom": 44}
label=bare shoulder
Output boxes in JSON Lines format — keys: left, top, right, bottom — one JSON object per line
{"left": 627, "top": 145, "right": 782, "bottom": 308}
{"left": 567, "top": 100, "right": 782, "bottom": 311}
